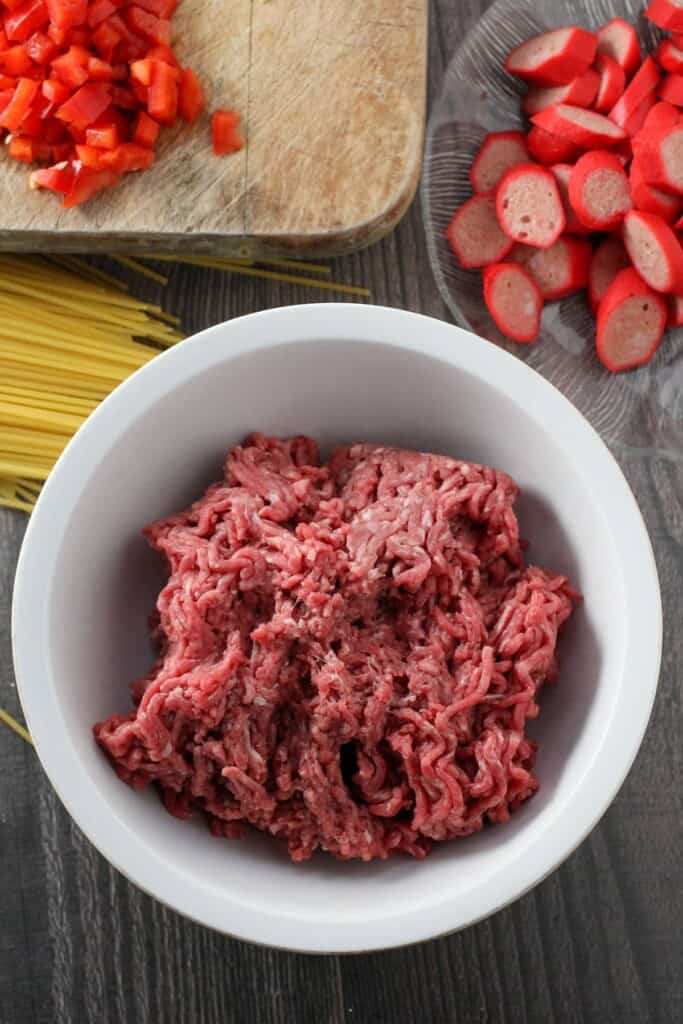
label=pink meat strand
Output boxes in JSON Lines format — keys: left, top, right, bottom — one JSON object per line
{"left": 94, "top": 435, "right": 579, "bottom": 862}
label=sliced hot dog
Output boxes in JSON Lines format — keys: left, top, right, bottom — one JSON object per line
{"left": 496, "top": 163, "right": 566, "bottom": 248}
{"left": 596, "top": 267, "right": 667, "bottom": 371}
{"left": 596, "top": 18, "right": 641, "bottom": 77}
{"left": 470, "top": 131, "right": 529, "bottom": 193}
{"left": 524, "top": 236, "right": 592, "bottom": 300}
{"left": 482, "top": 262, "right": 543, "bottom": 342}
{"left": 505, "top": 27, "right": 597, "bottom": 86}
{"left": 522, "top": 69, "right": 600, "bottom": 115}
{"left": 635, "top": 123, "right": 683, "bottom": 194}
{"left": 658, "top": 73, "right": 683, "bottom": 106}
{"left": 629, "top": 155, "right": 682, "bottom": 223}
{"left": 655, "top": 39, "right": 683, "bottom": 74}
{"left": 645, "top": 0, "right": 683, "bottom": 33}
{"left": 551, "top": 163, "right": 591, "bottom": 234}
{"left": 593, "top": 53, "right": 626, "bottom": 113}
{"left": 532, "top": 104, "right": 627, "bottom": 148}
{"left": 588, "top": 236, "right": 631, "bottom": 313}
{"left": 527, "top": 125, "right": 581, "bottom": 165}
{"left": 622, "top": 208, "right": 683, "bottom": 293}
{"left": 569, "top": 150, "right": 632, "bottom": 230}
{"left": 608, "top": 57, "right": 660, "bottom": 128}
{"left": 445, "top": 192, "right": 514, "bottom": 269}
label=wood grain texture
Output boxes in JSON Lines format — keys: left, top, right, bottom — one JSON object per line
{"left": 0, "top": 0, "right": 428, "bottom": 257}
{"left": 1, "top": 3, "right": 682, "bottom": 1022}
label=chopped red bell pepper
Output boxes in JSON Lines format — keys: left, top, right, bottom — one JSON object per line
{"left": 62, "top": 164, "right": 120, "bottom": 206}
{"left": 135, "top": 0, "right": 176, "bottom": 18}
{"left": 145, "top": 43, "right": 178, "bottom": 67}
{"left": 211, "top": 109, "right": 243, "bottom": 155}
{"left": 42, "top": 77, "right": 71, "bottom": 103}
{"left": 98, "top": 139, "right": 153, "bottom": 170}
{"left": 85, "top": 119, "right": 117, "bottom": 147}
{"left": 45, "top": 0, "right": 87, "bottom": 31}
{"left": 41, "top": 113, "right": 67, "bottom": 140}
{"left": 89, "top": 21, "right": 120, "bottom": 61}
{"left": 24, "top": 30, "right": 58, "bottom": 65}
{"left": 0, "top": 29, "right": 8, "bottom": 48}
{"left": 87, "top": 55, "right": 113, "bottom": 80}
{"left": 55, "top": 80, "right": 110, "bottom": 129}
{"left": 146, "top": 57, "right": 175, "bottom": 123}
{"left": 109, "top": 82, "right": 135, "bottom": 108}
{"left": 75, "top": 141, "right": 105, "bottom": 166}
{"left": 30, "top": 159, "right": 75, "bottom": 192}
{"left": 50, "top": 45, "right": 89, "bottom": 87}
{"left": 0, "top": 44, "right": 34, "bottom": 76}
{"left": 132, "top": 108, "right": 157, "bottom": 146}
{"left": 5, "top": 0, "right": 49, "bottom": 44}
{"left": 87, "top": 0, "right": 116, "bottom": 29}
{"left": 0, "top": 88, "right": 15, "bottom": 115}
{"left": 49, "top": 140, "right": 71, "bottom": 160}
{"left": 9, "top": 134, "right": 50, "bottom": 160}
{"left": 2, "top": 0, "right": 30, "bottom": 10}
{"left": 178, "top": 66, "right": 205, "bottom": 123}
{"left": 0, "top": 76, "right": 38, "bottom": 130}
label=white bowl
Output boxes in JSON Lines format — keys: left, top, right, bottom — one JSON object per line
{"left": 12, "top": 305, "right": 661, "bottom": 953}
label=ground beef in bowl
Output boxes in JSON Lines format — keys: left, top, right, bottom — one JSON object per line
{"left": 94, "top": 433, "right": 578, "bottom": 861}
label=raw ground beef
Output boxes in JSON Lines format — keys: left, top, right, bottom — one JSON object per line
{"left": 94, "top": 434, "right": 578, "bottom": 861}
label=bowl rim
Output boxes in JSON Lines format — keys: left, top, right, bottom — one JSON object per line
{"left": 11, "top": 303, "right": 662, "bottom": 953}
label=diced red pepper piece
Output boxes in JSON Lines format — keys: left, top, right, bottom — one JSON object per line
{"left": 178, "top": 67, "right": 205, "bottom": 123}
{"left": 129, "top": 57, "right": 152, "bottom": 85}
{"left": 75, "top": 141, "right": 106, "bottom": 167}
{"left": 45, "top": 0, "right": 87, "bottom": 30}
{"left": 123, "top": 6, "right": 162, "bottom": 44}
{"left": 49, "top": 140, "right": 72, "bottom": 160}
{"left": 0, "top": 88, "right": 15, "bottom": 115}
{"left": 41, "top": 114, "right": 67, "bottom": 141}
{"left": 135, "top": 0, "right": 176, "bottom": 17}
{"left": 0, "top": 75, "right": 17, "bottom": 90}
{"left": 51, "top": 46, "right": 89, "bottom": 88}
{"left": 47, "top": 23, "right": 67, "bottom": 45}
{"left": 106, "top": 14, "right": 146, "bottom": 60}
{"left": 85, "top": 120, "right": 118, "bottom": 148}
{"left": 145, "top": 43, "right": 178, "bottom": 67}
{"left": 69, "top": 26, "right": 89, "bottom": 46}
{"left": 87, "top": 56, "right": 114, "bottom": 80}
{"left": 30, "top": 159, "right": 75, "bottom": 192}
{"left": 110, "top": 83, "right": 136, "bottom": 108}
{"left": 211, "top": 109, "right": 243, "bottom": 155}
{"left": 62, "top": 164, "right": 120, "bottom": 206}
{"left": 0, "top": 76, "right": 38, "bottom": 130}
{"left": 0, "top": 29, "right": 7, "bottom": 48}
{"left": 9, "top": 134, "right": 50, "bottom": 161}
{"left": 130, "top": 76, "right": 146, "bottom": 104}
{"left": 24, "top": 30, "right": 57, "bottom": 65}
{"left": 5, "top": 0, "right": 48, "bottom": 44}
{"left": 98, "top": 139, "right": 153, "bottom": 170}
{"left": 42, "top": 77, "right": 72, "bottom": 103}
{"left": 89, "top": 21, "right": 121, "bottom": 62}
{"left": 0, "top": 45, "right": 34, "bottom": 76}
{"left": 147, "top": 58, "right": 176, "bottom": 123}
{"left": 87, "top": 0, "right": 116, "bottom": 28}
{"left": 55, "top": 81, "right": 111, "bottom": 129}
{"left": 132, "top": 109, "right": 157, "bottom": 146}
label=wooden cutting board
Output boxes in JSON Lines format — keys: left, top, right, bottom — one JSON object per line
{"left": 0, "top": 0, "right": 428, "bottom": 257}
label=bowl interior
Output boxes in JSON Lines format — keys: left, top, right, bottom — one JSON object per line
{"left": 41, "top": 334, "right": 623, "bottom": 937}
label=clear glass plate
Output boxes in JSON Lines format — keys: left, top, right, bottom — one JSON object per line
{"left": 421, "top": 0, "right": 683, "bottom": 462}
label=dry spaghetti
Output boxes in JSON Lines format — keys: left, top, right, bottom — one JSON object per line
{"left": 0, "top": 253, "right": 368, "bottom": 514}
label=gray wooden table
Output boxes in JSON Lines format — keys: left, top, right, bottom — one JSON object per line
{"left": 2, "top": 4, "right": 682, "bottom": 1022}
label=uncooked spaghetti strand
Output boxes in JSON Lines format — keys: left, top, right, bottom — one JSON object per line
{"left": 108, "top": 255, "right": 169, "bottom": 285}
